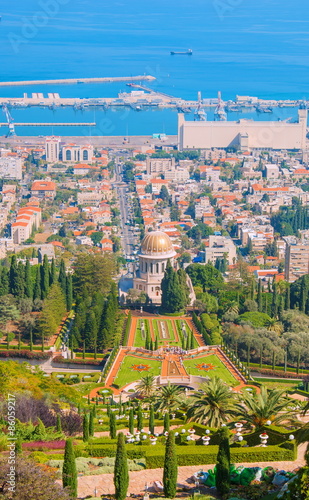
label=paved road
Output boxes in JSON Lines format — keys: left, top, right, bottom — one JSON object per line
{"left": 115, "top": 160, "right": 137, "bottom": 275}
{"left": 0, "top": 135, "right": 178, "bottom": 148}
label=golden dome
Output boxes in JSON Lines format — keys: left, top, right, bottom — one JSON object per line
{"left": 140, "top": 231, "right": 174, "bottom": 256}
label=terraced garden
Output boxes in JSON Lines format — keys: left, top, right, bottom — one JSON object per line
{"left": 183, "top": 354, "right": 239, "bottom": 386}
{"left": 112, "top": 355, "right": 162, "bottom": 388}
{"left": 133, "top": 317, "right": 199, "bottom": 349}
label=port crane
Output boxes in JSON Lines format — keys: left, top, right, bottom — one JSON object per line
{"left": 214, "top": 91, "right": 227, "bottom": 121}
{"left": 194, "top": 91, "right": 207, "bottom": 121}
{"left": 2, "top": 104, "right": 16, "bottom": 137}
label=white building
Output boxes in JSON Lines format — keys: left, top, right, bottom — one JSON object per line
{"left": 0, "top": 157, "right": 23, "bottom": 180}
{"left": 45, "top": 136, "right": 61, "bottom": 162}
{"left": 146, "top": 157, "right": 175, "bottom": 175}
{"left": 178, "top": 110, "right": 308, "bottom": 151}
{"left": 133, "top": 231, "right": 176, "bottom": 304}
{"left": 205, "top": 235, "right": 237, "bottom": 266}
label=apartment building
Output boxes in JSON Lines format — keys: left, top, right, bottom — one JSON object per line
{"left": 284, "top": 237, "right": 309, "bottom": 282}
{"left": 205, "top": 235, "right": 237, "bottom": 265}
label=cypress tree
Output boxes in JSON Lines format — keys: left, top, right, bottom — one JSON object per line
{"left": 149, "top": 405, "right": 155, "bottom": 434}
{"left": 190, "top": 332, "right": 195, "bottom": 350}
{"left": 66, "top": 274, "right": 73, "bottom": 311}
{"left": 24, "top": 259, "right": 32, "bottom": 298}
{"left": 271, "top": 283, "right": 278, "bottom": 317}
{"left": 163, "top": 431, "right": 177, "bottom": 499}
{"left": 84, "top": 310, "right": 98, "bottom": 350}
{"left": 92, "top": 404, "right": 96, "bottom": 418}
{"left": 89, "top": 411, "right": 94, "bottom": 437}
{"left": 9, "top": 255, "right": 20, "bottom": 297}
{"left": 83, "top": 414, "right": 89, "bottom": 442}
{"left": 300, "top": 279, "right": 307, "bottom": 313}
{"left": 109, "top": 410, "right": 117, "bottom": 439}
{"left": 58, "top": 259, "right": 67, "bottom": 295}
{"left": 114, "top": 433, "right": 129, "bottom": 500}
{"left": 62, "top": 438, "right": 77, "bottom": 499}
{"left": 161, "top": 260, "right": 185, "bottom": 313}
{"left": 149, "top": 339, "right": 153, "bottom": 351}
{"left": 154, "top": 336, "right": 158, "bottom": 351}
{"left": 285, "top": 285, "right": 290, "bottom": 310}
{"left": 257, "top": 279, "right": 263, "bottom": 312}
{"left": 215, "top": 427, "right": 231, "bottom": 497}
{"left": 145, "top": 330, "right": 150, "bottom": 351}
{"left": 137, "top": 407, "right": 143, "bottom": 431}
{"left": 50, "top": 257, "right": 57, "bottom": 285}
{"left": 41, "top": 254, "right": 50, "bottom": 299}
{"left": 33, "top": 266, "right": 41, "bottom": 301}
{"left": 186, "top": 334, "right": 190, "bottom": 351}
{"left": 164, "top": 412, "right": 170, "bottom": 432}
{"left": 56, "top": 414, "right": 62, "bottom": 433}
{"left": 129, "top": 408, "right": 134, "bottom": 434}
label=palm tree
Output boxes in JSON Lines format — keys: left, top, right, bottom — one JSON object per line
{"left": 187, "top": 377, "right": 236, "bottom": 428}
{"left": 265, "top": 318, "right": 284, "bottom": 335}
{"left": 135, "top": 375, "right": 156, "bottom": 398}
{"left": 234, "top": 386, "right": 296, "bottom": 428}
{"left": 155, "top": 382, "right": 183, "bottom": 411}
{"left": 296, "top": 421, "right": 309, "bottom": 453}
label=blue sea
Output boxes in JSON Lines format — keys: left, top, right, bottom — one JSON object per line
{"left": 1, "top": 0, "right": 309, "bottom": 136}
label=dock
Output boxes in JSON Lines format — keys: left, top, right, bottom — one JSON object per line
{"left": 0, "top": 76, "right": 156, "bottom": 87}
{"left": 0, "top": 123, "right": 96, "bottom": 127}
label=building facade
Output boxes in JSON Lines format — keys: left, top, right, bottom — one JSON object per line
{"left": 178, "top": 109, "right": 308, "bottom": 151}
{"left": 285, "top": 238, "right": 309, "bottom": 282}
{"left": 133, "top": 231, "right": 176, "bottom": 304}
{"left": 45, "top": 136, "right": 61, "bottom": 162}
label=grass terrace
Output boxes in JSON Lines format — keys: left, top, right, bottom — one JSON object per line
{"left": 183, "top": 354, "right": 239, "bottom": 386}
{"left": 133, "top": 319, "right": 150, "bottom": 347}
{"left": 112, "top": 355, "right": 162, "bottom": 389}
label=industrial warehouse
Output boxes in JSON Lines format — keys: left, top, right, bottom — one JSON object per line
{"left": 178, "top": 109, "right": 308, "bottom": 151}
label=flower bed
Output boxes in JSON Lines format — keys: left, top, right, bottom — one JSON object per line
{"left": 252, "top": 367, "right": 306, "bottom": 379}
{"left": 22, "top": 440, "right": 66, "bottom": 451}
{"left": 0, "top": 350, "right": 52, "bottom": 360}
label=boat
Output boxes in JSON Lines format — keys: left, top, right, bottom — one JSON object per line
{"left": 171, "top": 49, "right": 193, "bottom": 55}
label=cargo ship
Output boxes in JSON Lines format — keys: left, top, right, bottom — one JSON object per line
{"left": 170, "top": 49, "right": 193, "bottom": 55}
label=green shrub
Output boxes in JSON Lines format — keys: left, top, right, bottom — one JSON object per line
{"left": 29, "top": 451, "right": 49, "bottom": 463}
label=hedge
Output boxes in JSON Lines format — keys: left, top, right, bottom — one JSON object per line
{"left": 144, "top": 443, "right": 295, "bottom": 469}
{"left": 53, "top": 355, "right": 103, "bottom": 366}
{"left": 0, "top": 350, "right": 52, "bottom": 360}
{"left": 85, "top": 441, "right": 295, "bottom": 467}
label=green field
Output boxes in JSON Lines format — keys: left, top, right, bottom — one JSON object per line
{"left": 183, "top": 354, "right": 238, "bottom": 387}
{"left": 133, "top": 319, "right": 149, "bottom": 347}
{"left": 113, "top": 355, "right": 162, "bottom": 388}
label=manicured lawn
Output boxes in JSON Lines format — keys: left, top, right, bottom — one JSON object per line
{"left": 113, "top": 355, "right": 162, "bottom": 388}
{"left": 183, "top": 354, "right": 238, "bottom": 387}
{"left": 153, "top": 319, "right": 176, "bottom": 343}
{"left": 133, "top": 320, "right": 147, "bottom": 347}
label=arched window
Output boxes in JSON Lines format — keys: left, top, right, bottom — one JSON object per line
{"left": 66, "top": 150, "right": 71, "bottom": 161}
{"left": 150, "top": 263, "right": 153, "bottom": 274}
{"left": 156, "top": 263, "right": 159, "bottom": 273}
{"left": 162, "top": 262, "right": 165, "bottom": 273}
{"left": 83, "top": 150, "right": 88, "bottom": 161}
{"left": 145, "top": 262, "right": 148, "bottom": 272}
